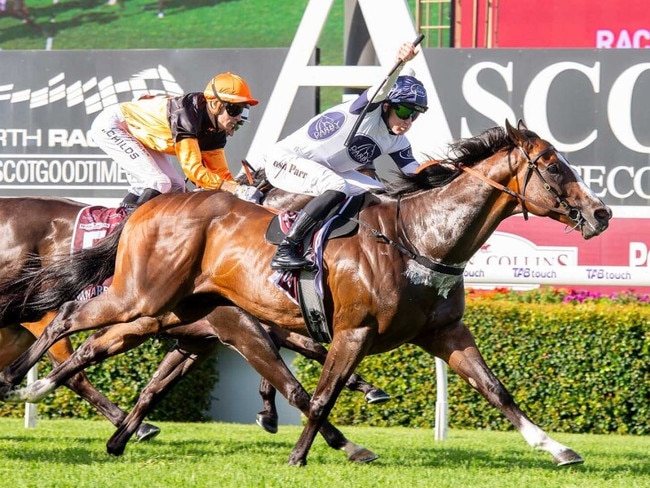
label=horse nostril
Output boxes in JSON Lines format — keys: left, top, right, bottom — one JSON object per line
{"left": 595, "top": 207, "right": 612, "bottom": 223}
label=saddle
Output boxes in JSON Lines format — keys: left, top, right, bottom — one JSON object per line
{"left": 266, "top": 193, "right": 373, "bottom": 343}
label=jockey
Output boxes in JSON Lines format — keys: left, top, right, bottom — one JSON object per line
{"left": 256, "top": 41, "right": 427, "bottom": 271}
{"left": 90, "top": 71, "right": 263, "bottom": 209}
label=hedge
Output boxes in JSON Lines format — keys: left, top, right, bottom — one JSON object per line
{"left": 295, "top": 288, "right": 650, "bottom": 435}
{"left": 0, "top": 335, "right": 218, "bottom": 422}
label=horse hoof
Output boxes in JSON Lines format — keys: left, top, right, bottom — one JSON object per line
{"left": 135, "top": 423, "right": 161, "bottom": 442}
{"left": 554, "top": 449, "right": 584, "bottom": 466}
{"left": 348, "top": 446, "right": 379, "bottom": 464}
{"left": 255, "top": 413, "right": 278, "bottom": 434}
{"left": 106, "top": 442, "right": 126, "bottom": 457}
{"left": 365, "top": 388, "right": 390, "bottom": 405}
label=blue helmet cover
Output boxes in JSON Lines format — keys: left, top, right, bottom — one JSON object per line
{"left": 386, "top": 75, "right": 428, "bottom": 109}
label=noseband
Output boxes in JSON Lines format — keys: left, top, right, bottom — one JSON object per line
{"left": 458, "top": 145, "right": 585, "bottom": 229}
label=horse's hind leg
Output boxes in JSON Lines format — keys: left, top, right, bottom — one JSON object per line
{"left": 414, "top": 320, "right": 583, "bottom": 466}
{"left": 21, "top": 314, "right": 160, "bottom": 442}
{"left": 0, "top": 324, "right": 35, "bottom": 369}
{"left": 0, "top": 291, "right": 147, "bottom": 393}
{"left": 107, "top": 336, "right": 217, "bottom": 456}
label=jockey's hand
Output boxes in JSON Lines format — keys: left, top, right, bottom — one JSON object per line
{"left": 397, "top": 41, "right": 419, "bottom": 64}
{"left": 234, "top": 184, "right": 263, "bottom": 204}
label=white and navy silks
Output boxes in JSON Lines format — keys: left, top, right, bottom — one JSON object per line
{"left": 255, "top": 68, "right": 420, "bottom": 197}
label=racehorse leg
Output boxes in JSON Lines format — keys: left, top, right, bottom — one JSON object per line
{"left": 265, "top": 324, "right": 390, "bottom": 403}
{"left": 0, "top": 324, "right": 35, "bottom": 369}
{"left": 413, "top": 320, "right": 584, "bottom": 466}
{"left": 107, "top": 336, "right": 217, "bottom": 456}
{"left": 21, "top": 315, "right": 161, "bottom": 442}
{"left": 255, "top": 325, "right": 390, "bottom": 434}
{"left": 4, "top": 316, "right": 162, "bottom": 404}
{"left": 205, "top": 309, "right": 377, "bottom": 465}
{"left": 108, "top": 309, "right": 377, "bottom": 463}
{"left": 0, "top": 290, "right": 161, "bottom": 395}
{"left": 257, "top": 377, "right": 279, "bottom": 434}
{"left": 288, "top": 326, "right": 375, "bottom": 466}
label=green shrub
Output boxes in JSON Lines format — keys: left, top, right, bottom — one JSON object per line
{"left": 0, "top": 335, "right": 218, "bottom": 422}
{"left": 296, "top": 288, "right": 650, "bottom": 435}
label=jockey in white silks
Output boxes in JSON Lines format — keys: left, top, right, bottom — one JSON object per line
{"left": 254, "top": 41, "right": 429, "bottom": 271}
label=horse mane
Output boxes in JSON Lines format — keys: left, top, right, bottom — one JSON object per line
{"left": 385, "top": 126, "right": 512, "bottom": 196}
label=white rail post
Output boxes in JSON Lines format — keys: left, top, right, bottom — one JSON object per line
{"left": 24, "top": 365, "right": 38, "bottom": 428}
{"left": 434, "top": 358, "right": 448, "bottom": 440}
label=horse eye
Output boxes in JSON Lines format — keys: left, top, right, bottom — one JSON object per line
{"left": 546, "top": 163, "right": 560, "bottom": 175}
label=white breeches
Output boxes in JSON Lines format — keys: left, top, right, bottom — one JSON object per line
{"left": 90, "top": 105, "right": 186, "bottom": 195}
{"left": 262, "top": 148, "right": 384, "bottom": 197}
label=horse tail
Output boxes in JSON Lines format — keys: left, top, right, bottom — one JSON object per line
{"left": 0, "top": 221, "right": 125, "bottom": 322}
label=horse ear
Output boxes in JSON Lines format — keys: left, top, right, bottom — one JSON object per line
{"left": 517, "top": 119, "right": 527, "bottom": 131}
{"left": 505, "top": 119, "right": 519, "bottom": 141}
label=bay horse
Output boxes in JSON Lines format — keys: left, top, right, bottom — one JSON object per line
{"left": 0, "top": 197, "right": 159, "bottom": 441}
{"left": 0, "top": 192, "right": 385, "bottom": 435}
{"left": 0, "top": 120, "right": 611, "bottom": 465}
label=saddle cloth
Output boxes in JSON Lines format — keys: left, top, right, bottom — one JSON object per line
{"left": 71, "top": 205, "right": 128, "bottom": 300}
{"left": 268, "top": 195, "right": 365, "bottom": 305}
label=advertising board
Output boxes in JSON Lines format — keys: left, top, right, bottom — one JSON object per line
{"left": 0, "top": 48, "right": 648, "bottom": 291}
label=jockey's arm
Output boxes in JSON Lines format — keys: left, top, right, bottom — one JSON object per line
{"left": 174, "top": 138, "right": 237, "bottom": 192}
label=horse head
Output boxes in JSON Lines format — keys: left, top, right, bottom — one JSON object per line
{"left": 502, "top": 119, "right": 611, "bottom": 239}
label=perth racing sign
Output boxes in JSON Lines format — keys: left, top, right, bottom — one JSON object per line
{"left": 0, "top": 49, "right": 311, "bottom": 202}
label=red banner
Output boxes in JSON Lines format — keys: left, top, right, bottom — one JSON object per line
{"left": 457, "top": 0, "right": 650, "bottom": 48}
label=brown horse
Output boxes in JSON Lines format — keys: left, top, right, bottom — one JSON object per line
{"left": 0, "top": 197, "right": 159, "bottom": 441}
{"left": 0, "top": 121, "right": 611, "bottom": 465}
{"left": 0, "top": 192, "right": 385, "bottom": 434}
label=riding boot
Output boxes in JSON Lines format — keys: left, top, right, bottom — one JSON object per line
{"left": 121, "top": 192, "right": 139, "bottom": 206}
{"left": 135, "top": 188, "right": 162, "bottom": 206}
{"left": 271, "top": 190, "right": 346, "bottom": 271}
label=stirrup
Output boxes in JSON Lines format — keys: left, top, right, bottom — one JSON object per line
{"left": 270, "top": 244, "right": 315, "bottom": 271}
{"left": 270, "top": 255, "right": 315, "bottom": 271}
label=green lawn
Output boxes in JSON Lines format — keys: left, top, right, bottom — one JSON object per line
{"left": 0, "top": 418, "right": 648, "bottom": 488}
{"left": 1, "top": 0, "right": 335, "bottom": 52}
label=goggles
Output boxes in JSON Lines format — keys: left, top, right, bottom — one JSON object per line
{"left": 391, "top": 103, "right": 426, "bottom": 121}
{"left": 211, "top": 80, "right": 249, "bottom": 119}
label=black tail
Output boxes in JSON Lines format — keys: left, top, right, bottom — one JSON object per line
{"left": 0, "top": 221, "right": 125, "bottom": 323}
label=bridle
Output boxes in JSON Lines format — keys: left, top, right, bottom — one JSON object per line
{"left": 457, "top": 144, "right": 585, "bottom": 229}
{"left": 378, "top": 143, "right": 586, "bottom": 276}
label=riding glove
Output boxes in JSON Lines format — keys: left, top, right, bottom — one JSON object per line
{"left": 234, "top": 184, "right": 263, "bottom": 204}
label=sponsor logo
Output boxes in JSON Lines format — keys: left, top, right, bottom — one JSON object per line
{"left": 307, "top": 112, "right": 345, "bottom": 140}
{"left": 347, "top": 135, "right": 381, "bottom": 165}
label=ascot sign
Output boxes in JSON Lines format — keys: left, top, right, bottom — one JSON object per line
{"left": 249, "top": 0, "right": 650, "bottom": 210}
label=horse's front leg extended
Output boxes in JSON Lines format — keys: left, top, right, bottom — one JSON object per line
{"left": 289, "top": 326, "right": 376, "bottom": 466}
{"left": 264, "top": 323, "right": 390, "bottom": 404}
{"left": 416, "top": 320, "right": 583, "bottom": 466}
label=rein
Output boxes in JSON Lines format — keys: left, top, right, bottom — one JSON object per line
{"left": 352, "top": 143, "right": 585, "bottom": 277}
{"left": 457, "top": 145, "right": 584, "bottom": 228}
